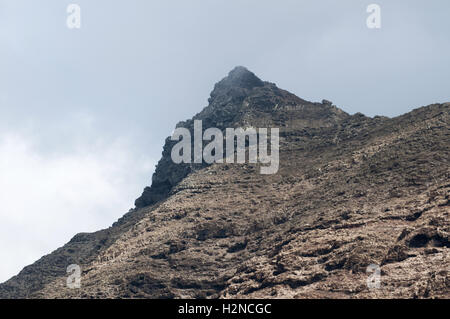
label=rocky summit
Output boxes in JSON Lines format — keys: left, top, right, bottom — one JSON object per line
{"left": 0, "top": 67, "right": 448, "bottom": 299}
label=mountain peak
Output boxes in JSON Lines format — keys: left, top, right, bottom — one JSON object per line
{"left": 1, "top": 63, "right": 449, "bottom": 299}
{"left": 215, "top": 66, "right": 264, "bottom": 91}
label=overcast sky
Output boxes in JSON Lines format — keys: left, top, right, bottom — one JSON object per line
{"left": 0, "top": 0, "right": 449, "bottom": 282}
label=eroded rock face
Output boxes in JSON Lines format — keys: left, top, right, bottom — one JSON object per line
{"left": 0, "top": 68, "right": 448, "bottom": 299}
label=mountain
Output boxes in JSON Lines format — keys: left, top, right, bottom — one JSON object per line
{"left": 0, "top": 67, "right": 448, "bottom": 298}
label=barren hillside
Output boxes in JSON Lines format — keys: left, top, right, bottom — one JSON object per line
{"left": 1, "top": 67, "right": 448, "bottom": 299}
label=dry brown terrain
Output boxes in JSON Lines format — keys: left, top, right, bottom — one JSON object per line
{"left": 0, "top": 67, "right": 448, "bottom": 298}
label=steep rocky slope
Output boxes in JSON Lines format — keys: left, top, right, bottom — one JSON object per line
{"left": 0, "top": 67, "right": 448, "bottom": 299}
